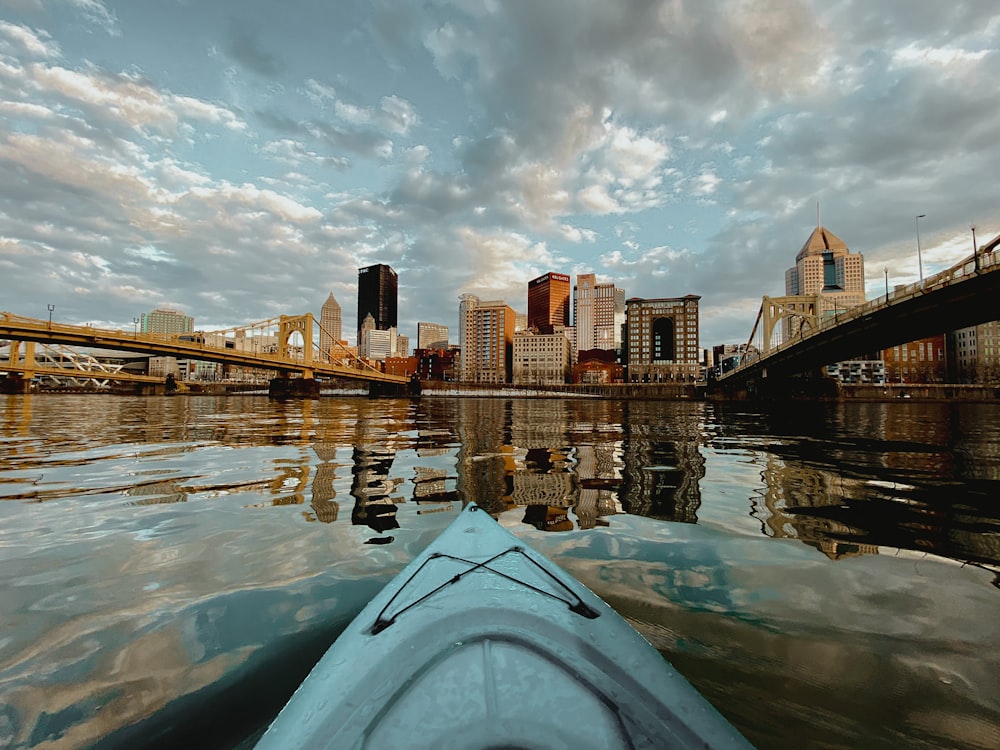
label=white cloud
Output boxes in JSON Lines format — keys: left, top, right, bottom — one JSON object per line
{"left": 25, "top": 63, "right": 245, "bottom": 137}
{"left": 65, "top": 0, "right": 120, "bottom": 36}
{"left": 577, "top": 184, "right": 619, "bottom": 215}
{"left": 891, "top": 43, "right": 990, "bottom": 70}
{"left": 0, "top": 20, "right": 58, "bottom": 58}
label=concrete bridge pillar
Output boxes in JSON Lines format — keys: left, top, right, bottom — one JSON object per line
{"left": 269, "top": 377, "right": 320, "bottom": 399}
{"left": 0, "top": 374, "right": 32, "bottom": 394}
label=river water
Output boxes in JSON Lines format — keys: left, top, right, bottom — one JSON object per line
{"left": 0, "top": 394, "right": 998, "bottom": 750}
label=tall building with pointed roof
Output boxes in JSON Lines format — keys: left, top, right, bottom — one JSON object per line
{"left": 319, "top": 292, "right": 342, "bottom": 359}
{"left": 785, "top": 225, "right": 865, "bottom": 316}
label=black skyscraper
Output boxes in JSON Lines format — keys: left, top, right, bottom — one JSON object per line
{"left": 357, "top": 264, "right": 398, "bottom": 337}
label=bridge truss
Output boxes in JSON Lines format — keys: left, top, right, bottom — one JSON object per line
{"left": 0, "top": 312, "right": 407, "bottom": 388}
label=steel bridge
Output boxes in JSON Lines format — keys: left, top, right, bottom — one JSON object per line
{"left": 0, "top": 312, "right": 408, "bottom": 393}
{"left": 719, "top": 235, "right": 1000, "bottom": 391}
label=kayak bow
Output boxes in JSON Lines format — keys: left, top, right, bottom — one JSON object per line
{"left": 256, "top": 503, "right": 753, "bottom": 749}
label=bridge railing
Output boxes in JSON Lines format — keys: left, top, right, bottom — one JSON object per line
{"left": 1, "top": 312, "right": 406, "bottom": 382}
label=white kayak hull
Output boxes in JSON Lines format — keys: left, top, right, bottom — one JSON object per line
{"left": 256, "top": 504, "right": 753, "bottom": 749}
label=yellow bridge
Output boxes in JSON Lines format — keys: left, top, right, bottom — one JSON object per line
{"left": 0, "top": 312, "right": 408, "bottom": 394}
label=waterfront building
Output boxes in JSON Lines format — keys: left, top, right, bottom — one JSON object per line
{"left": 624, "top": 296, "right": 701, "bottom": 382}
{"left": 417, "top": 322, "right": 448, "bottom": 350}
{"left": 881, "top": 335, "right": 946, "bottom": 384}
{"left": 527, "top": 272, "right": 571, "bottom": 334}
{"left": 148, "top": 356, "right": 181, "bottom": 377}
{"left": 824, "top": 359, "right": 887, "bottom": 385}
{"left": 785, "top": 225, "right": 865, "bottom": 323}
{"left": 357, "top": 264, "right": 397, "bottom": 340}
{"left": 950, "top": 323, "right": 1000, "bottom": 382}
{"left": 572, "top": 349, "right": 623, "bottom": 384}
{"left": 458, "top": 294, "right": 515, "bottom": 383}
{"left": 384, "top": 355, "right": 418, "bottom": 377}
{"left": 512, "top": 328, "right": 572, "bottom": 386}
{"left": 573, "top": 274, "right": 625, "bottom": 354}
{"left": 319, "top": 292, "right": 343, "bottom": 359}
{"left": 140, "top": 308, "right": 193, "bottom": 334}
{"left": 408, "top": 347, "right": 458, "bottom": 381}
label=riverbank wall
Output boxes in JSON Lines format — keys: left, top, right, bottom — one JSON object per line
{"left": 417, "top": 381, "right": 702, "bottom": 399}
{"left": 839, "top": 383, "right": 1000, "bottom": 401}
{"left": 24, "top": 379, "right": 1000, "bottom": 401}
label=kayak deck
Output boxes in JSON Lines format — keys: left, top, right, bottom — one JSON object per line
{"left": 256, "top": 504, "right": 753, "bottom": 749}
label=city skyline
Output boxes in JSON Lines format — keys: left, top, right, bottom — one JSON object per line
{"left": 1, "top": 3, "right": 998, "bottom": 348}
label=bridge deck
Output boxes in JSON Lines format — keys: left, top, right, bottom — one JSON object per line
{"left": 721, "top": 248, "right": 999, "bottom": 385}
{"left": 0, "top": 314, "right": 408, "bottom": 386}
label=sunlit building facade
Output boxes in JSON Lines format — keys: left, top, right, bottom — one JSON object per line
{"left": 512, "top": 328, "right": 572, "bottom": 385}
{"left": 527, "top": 272, "right": 571, "bottom": 334}
{"left": 458, "top": 294, "right": 515, "bottom": 383}
{"left": 319, "top": 292, "right": 342, "bottom": 359}
{"left": 573, "top": 273, "right": 625, "bottom": 354}
{"left": 140, "top": 308, "right": 193, "bottom": 334}
{"left": 416, "top": 322, "right": 448, "bottom": 350}
{"left": 624, "top": 296, "right": 701, "bottom": 382}
{"left": 785, "top": 225, "right": 865, "bottom": 327}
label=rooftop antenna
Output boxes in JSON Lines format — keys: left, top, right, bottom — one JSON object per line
{"left": 816, "top": 201, "right": 821, "bottom": 230}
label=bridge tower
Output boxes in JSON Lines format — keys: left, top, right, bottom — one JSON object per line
{"left": 278, "top": 313, "right": 315, "bottom": 378}
{"left": 756, "top": 295, "right": 820, "bottom": 354}
{"left": 270, "top": 313, "right": 321, "bottom": 398}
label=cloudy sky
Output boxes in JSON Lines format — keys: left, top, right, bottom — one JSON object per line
{"left": 2, "top": 0, "right": 998, "bottom": 347}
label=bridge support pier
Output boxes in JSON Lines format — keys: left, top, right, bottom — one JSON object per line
{"left": 0, "top": 374, "right": 33, "bottom": 394}
{"left": 269, "top": 377, "right": 320, "bottom": 399}
{"left": 749, "top": 375, "right": 840, "bottom": 401}
{"left": 367, "top": 380, "right": 413, "bottom": 398}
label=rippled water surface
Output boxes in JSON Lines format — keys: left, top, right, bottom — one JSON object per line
{"left": 1, "top": 394, "right": 998, "bottom": 749}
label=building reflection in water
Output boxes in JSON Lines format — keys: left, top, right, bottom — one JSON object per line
{"left": 126, "top": 481, "right": 187, "bottom": 506}
{"left": 309, "top": 441, "right": 339, "bottom": 523}
{"left": 411, "top": 459, "right": 458, "bottom": 513}
{"left": 455, "top": 399, "right": 515, "bottom": 516}
{"left": 756, "top": 455, "right": 880, "bottom": 560}
{"left": 455, "top": 399, "right": 707, "bottom": 532}
{"left": 618, "top": 403, "right": 705, "bottom": 524}
{"left": 350, "top": 445, "right": 401, "bottom": 535}
{"left": 753, "top": 403, "right": 1000, "bottom": 570}
{"left": 508, "top": 401, "right": 578, "bottom": 531}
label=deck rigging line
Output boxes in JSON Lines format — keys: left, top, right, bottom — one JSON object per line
{"left": 370, "top": 541, "right": 600, "bottom": 634}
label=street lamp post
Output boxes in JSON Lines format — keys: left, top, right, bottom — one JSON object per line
{"left": 972, "top": 225, "right": 979, "bottom": 272}
{"left": 47, "top": 303, "right": 54, "bottom": 328}
{"left": 915, "top": 214, "right": 926, "bottom": 286}
{"left": 884, "top": 267, "right": 889, "bottom": 301}
{"left": 133, "top": 317, "right": 140, "bottom": 337}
